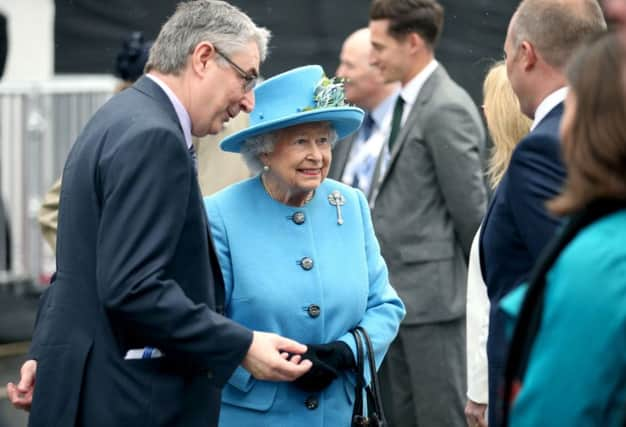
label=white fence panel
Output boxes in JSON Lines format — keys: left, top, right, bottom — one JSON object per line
{"left": 0, "top": 76, "right": 116, "bottom": 286}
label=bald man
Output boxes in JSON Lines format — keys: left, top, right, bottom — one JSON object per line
{"left": 329, "top": 28, "right": 399, "bottom": 198}
{"left": 481, "top": 1, "right": 606, "bottom": 425}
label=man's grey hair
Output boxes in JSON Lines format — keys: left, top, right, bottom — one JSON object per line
{"left": 145, "top": 0, "right": 271, "bottom": 74}
{"left": 240, "top": 126, "right": 339, "bottom": 175}
{"left": 511, "top": 0, "right": 606, "bottom": 69}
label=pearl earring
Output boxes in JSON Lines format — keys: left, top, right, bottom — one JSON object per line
{"left": 263, "top": 165, "right": 270, "bottom": 172}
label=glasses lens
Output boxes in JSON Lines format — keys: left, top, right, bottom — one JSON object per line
{"left": 245, "top": 76, "right": 257, "bottom": 92}
{"left": 216, "top": 48, "right": 256, "bottom": 92}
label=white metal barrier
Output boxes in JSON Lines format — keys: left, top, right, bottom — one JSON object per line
{"left": 0, "top": 76, "right": 116, "bottom": 287}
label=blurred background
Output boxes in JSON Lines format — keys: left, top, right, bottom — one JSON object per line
{"left": 0, "top": 1, "right": 519, "bottom": 425}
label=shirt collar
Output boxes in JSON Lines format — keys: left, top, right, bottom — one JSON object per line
{"left": 531, "top": 87, "right": 568, "bottom": 131}
{"left": 400, "top": 59, "right": 439, "bottom": 108}
{"left": 146, "top": 73, "right": 193, "bottom": 149}
{"left": 371, "top": 89, "right": 401, "bottom": 128}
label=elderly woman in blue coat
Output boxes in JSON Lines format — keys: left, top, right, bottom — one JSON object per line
{"left": 203, "top": 65, "right": 405, "bottom": 426}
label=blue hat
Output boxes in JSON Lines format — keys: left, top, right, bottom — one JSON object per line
{"left": 220, "top": 65, "right": 364, "bottom": 153}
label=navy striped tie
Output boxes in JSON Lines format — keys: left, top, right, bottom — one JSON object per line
{"left": 188, "top": 143, "right": 197, "bottom": 172}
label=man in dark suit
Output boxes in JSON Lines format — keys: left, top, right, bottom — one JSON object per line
{"left": 6, "top": 2, "right": 311, "bottom": 426}
{"left": 479, "top": 1, "right": 606, "bottom": 425}
{"left": 330, "top": 27, "right": 399, "bottom": 198}
{"left": 367, "top": 1, "right": 487, "bottom": 426}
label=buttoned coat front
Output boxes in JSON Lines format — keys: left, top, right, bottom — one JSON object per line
{"left": 204, "top": 177, "right": 405, "bottom": 427}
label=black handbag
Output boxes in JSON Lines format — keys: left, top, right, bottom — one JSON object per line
{"left": 350, "top": 326, "right": 387, "bottom": 427}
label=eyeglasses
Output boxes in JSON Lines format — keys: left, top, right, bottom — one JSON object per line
{"left": 214, "top": 47, "right": 258, "bottom": 92}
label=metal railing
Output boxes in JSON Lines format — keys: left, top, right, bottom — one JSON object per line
{"left": 0, "top": 76, "right": 117, "bottom": 288}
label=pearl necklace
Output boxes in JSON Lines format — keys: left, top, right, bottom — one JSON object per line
{"left": 261, "top": 175, "right": 315, "bottom": 207}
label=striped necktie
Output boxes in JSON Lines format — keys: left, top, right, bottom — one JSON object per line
{"left": 188, "top": 143, "right": 197, "bottom": 172}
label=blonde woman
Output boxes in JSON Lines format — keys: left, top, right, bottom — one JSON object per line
{"left": 483, "top": 63, "right": 533, "bottom": 190}
{"left": 465, "top": 62, "right": 531, "bottom": 427}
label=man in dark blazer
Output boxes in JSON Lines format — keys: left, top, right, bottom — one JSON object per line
{"left": 330, "top": 28, "right": 399, "bottom": 198}
{"left": 6, "top": 2, "right": 312, "bottom": 426}
{"left": 368, "top": 1, "right": 487, "bottom": 426}
{"left": 478, "top": 1, "right": 606, "bottom": 425}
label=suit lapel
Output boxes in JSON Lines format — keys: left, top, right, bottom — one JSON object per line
{"left": 370, "top": 67, "right": 443, "bottom": 205}
{"left": 329, "top": 133, "right": 357, "bottom": 181}
{"left": 135, "top": 76, "right": 226, "bottom": 311}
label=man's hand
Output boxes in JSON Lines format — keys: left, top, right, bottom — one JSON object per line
{"left": 242, "top": 331, "right": 312, "bottom": 381}
{"left": 6, "top": 360, "right": 37, "bottom": 411}
{"left": 464, "top": 399, "right": 487, "bottom": 427}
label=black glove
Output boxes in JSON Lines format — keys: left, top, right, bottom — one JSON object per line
{"left": 292, "top": 341, "right": 355, "bottom": 392}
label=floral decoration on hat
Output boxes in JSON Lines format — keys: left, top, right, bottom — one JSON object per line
{"left": 304, "top": 76, "right": 348, "bottom": 111}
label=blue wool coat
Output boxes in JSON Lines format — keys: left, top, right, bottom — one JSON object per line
{"left": 204, "top": 177, "right": 405, "bottom": 427}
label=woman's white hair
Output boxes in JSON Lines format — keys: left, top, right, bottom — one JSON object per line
{"left": 145, "top": 0, "right": 271, "bottom": 75}
{"left": 240, "top": 125, "right": 339, "bottom": 175}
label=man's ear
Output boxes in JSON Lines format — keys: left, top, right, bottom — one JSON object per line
{"left": 191, "top": 41, "right": 215, "bottom": 75}
{"left": 520, "top": 40, "right": 537, "bottom": 71}
{"left": 406, "top": 32, "right": 426, "bottom": 55}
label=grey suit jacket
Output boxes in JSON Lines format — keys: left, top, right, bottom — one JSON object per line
{"left": 370, "top": 65, "right": 487, "bottom": 325}
{"left": 328, "top": 133, "right": 356, "bottom": 183}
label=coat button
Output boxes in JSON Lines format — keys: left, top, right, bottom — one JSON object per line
{"left": 300, "top": 257, "right": 314, "bottom": 270}
{"left": 307, "top": 304, "right": 321, "bottom": 318}
{"left": 292, "top": 211, "right": 305, "bottom": 225}
{"left": 304, "top": 396, "right": 318, "bottom": 410}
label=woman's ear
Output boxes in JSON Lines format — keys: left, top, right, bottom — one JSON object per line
{"left": 260, "top": 152, "right": 270, "bottom": 170}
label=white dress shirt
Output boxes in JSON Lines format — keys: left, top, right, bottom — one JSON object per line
{"left": 341, "top": 91, "right": 399, "bottom": 196}
{"left": 531, "top": 87, "right": 567, "bottom": 131}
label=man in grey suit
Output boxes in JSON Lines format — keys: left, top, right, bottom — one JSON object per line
{"left": 329, "top": 28, "right": 399, "bottom": 198}
{"left": 368, "top": 1, "right": 487, "bottom": 426}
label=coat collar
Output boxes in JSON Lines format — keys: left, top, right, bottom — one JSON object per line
{"left": 132, "top": 75, "right": 182, "bottom": 132}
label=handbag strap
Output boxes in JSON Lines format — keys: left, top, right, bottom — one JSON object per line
{"left": 354, "top": 326, "right": 387, "bottom": 423}
{"left": 350, "top": 328, "right": 366, "bottom": 424}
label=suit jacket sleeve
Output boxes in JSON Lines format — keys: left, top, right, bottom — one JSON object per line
{"left": 506, "top": 134, "right": 564, "bottom": 260}
{"left": 96, "top": 126, "right": 252, "bottom": 385}
{"left": 424, "top": 101, "right": 487, "bottom": 257}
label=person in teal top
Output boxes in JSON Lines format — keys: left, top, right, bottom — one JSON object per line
{"left": 500, "top": 32, "right": 626, "bottom": 427}
{"left": 203, "top": 65, "right": 405, "bottom": 426}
